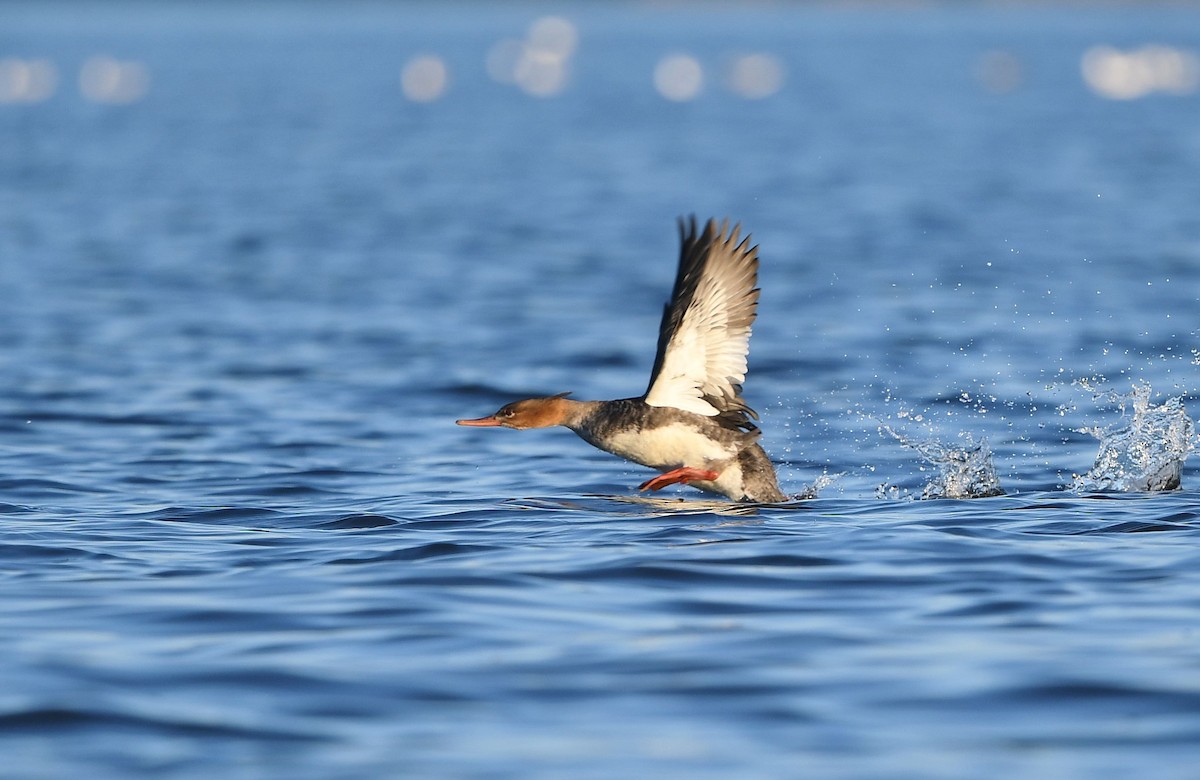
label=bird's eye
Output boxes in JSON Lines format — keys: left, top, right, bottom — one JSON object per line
{"left": 499, "top": 408, "right": 514, "bottom": 417}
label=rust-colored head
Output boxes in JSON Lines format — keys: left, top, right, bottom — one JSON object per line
{"left": 456, "top": 393, "right": 572, "bottom": 430}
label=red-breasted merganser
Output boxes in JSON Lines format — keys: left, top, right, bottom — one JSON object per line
{"left": 457, "top": 217, "right": 788, "bottom": 503}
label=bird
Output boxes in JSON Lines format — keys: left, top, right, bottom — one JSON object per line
{"left": 456, "top": 216, "right": 788, "bottom": 503}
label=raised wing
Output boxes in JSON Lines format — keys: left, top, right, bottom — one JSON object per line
{"left": 643, "top": 216, "right": 762, "bottom": 426}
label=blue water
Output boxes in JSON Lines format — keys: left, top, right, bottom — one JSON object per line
{"left": 3, "top": 3, "right": 1200, "bottom": 778}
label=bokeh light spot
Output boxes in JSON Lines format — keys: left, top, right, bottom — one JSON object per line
{"left": 1082, "top": 44, "right": 1199, "bottom": 100}
{"left": 402, "top": 55, "right": 449, "bottom": 103}
{"left": 527, "top": 16, "right": 578, "bottom": 60}
{"left": 80, "top": 56, "right": 149, "bottom": 104}
{"left": 0, "top": 58, "right": 57, "bottom": 103}
{"left": 487, "top": 16, "right": 577, "bottom": 98}
{"left": 655, "top": 54, "right": 703, "bottom": 102}
{"left": 726, "top": 53, "right": 784, "bottom": 99}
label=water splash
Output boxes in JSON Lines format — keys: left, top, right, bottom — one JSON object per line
{"left": 880, "top": 426, "right": 1005, "bottom": 499}
{"left": 791, "top": 471, "right": 839, "bottom": 500}
{"left": 1072, "top": 382, "right": 1195, "bottom": 492}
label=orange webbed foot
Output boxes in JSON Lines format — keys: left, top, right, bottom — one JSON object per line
{"left": 638, "top": 466, "right": 721, "bottom": 493}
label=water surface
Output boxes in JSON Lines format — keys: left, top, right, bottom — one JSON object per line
{"left": 2, "top": 3, "right": 1200, "bottom": 778}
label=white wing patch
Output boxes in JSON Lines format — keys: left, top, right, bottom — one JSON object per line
{"left": 644, "top": 219, "right": 759, "bottom": 418}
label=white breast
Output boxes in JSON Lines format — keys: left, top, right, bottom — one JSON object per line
{"left": 601, "top": 422, "right": 735, "bottom": 471}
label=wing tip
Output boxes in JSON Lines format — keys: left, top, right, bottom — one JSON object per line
{"left": 677, "top": 214, "right": 758, "bottom": 260}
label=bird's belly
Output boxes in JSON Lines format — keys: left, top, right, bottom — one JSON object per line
{"left": 598, "top": 423, "right": 734, "bottom": 470}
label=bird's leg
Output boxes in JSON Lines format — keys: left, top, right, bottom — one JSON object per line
{"left": 638, "top": 466, "right": 720, "bottom": 493}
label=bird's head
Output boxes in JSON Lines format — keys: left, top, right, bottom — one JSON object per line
{"left": 456, "top": 393, "right": 572, "bottom": 430}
